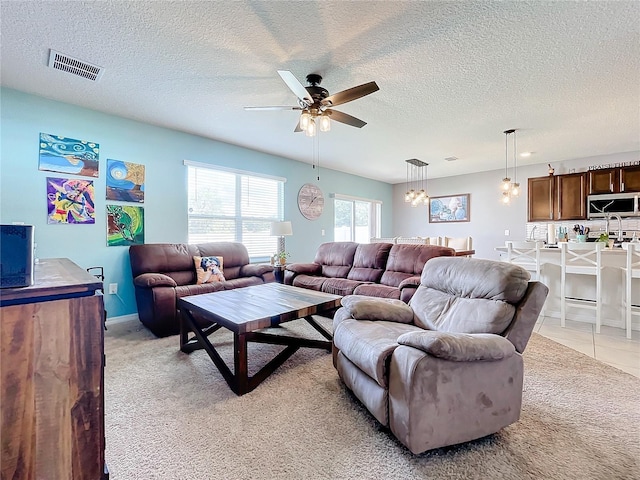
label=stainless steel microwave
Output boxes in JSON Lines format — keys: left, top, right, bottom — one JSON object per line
{"left": 587, "top": 192, "right": 640, "bottom": 218}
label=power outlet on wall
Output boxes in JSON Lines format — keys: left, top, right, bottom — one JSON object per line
{"left": 504, "top": 229, "right": 510, "bottom": 236}
{"left": 108, "top": 283, "right": 118, "bottom": 295}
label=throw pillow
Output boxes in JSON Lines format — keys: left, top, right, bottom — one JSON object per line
{"left": 193, "top": 256, "right": 225, "bottom": 284}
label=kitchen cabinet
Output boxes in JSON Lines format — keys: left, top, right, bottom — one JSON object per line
{"left": 556, "top": 172, "right": 587, "bottom": 220}
{"left": 621, "top": 165, "right": 640, "bottom": 192}
{"left": 1, "top": 258, "right": 108, "bottom": 480}
{"left": 528, "top": 173, "right": 587, "bottom": 222}
{"left": 528, "top": 176, "right": 554, "bottom": 221}
{"left": 588, "top": 165, "right": 640, "bottom": 194}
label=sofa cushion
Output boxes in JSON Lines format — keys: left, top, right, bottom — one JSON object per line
{"left": 193, "top": 256, "right": 226, "bottom": 284}
{"left": 396, "top": 331, "right": 516, "bottom": 361}
{"left": 410, "top": 257, "right": 530, "bottom": 334}
{"left": 333, "top": 319, "right": 422, "bottom": 387}
{"left": 380, "top": 244, "right": 456, "bottom": 287}
{"left": 340, "top": 295, "right": 414, "bottom": 324}
{"left": 175, "top": 282, "right": 224, "bottom": 298}
{"left": 353, "top": 283, "right": 401, "bottom": 299}
{"left": 222, "top": 276, "right": 264, "bottom": 290}
{"left": 314, "top": 242, "right": 358, "bottom": 278}
{"left": 347, "top": 243, "right": 392, "bottom": 282}
{"left": 322, "top": 278, "right": 368, "bottom": 296}
{"left": 292, "top": 274, "right": 327, "bottom": 291}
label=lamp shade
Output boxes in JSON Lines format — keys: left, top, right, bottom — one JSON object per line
{"left": 270, "top": 221, "right": 293, "bottom": 237}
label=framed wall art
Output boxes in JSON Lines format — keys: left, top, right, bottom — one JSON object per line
{"left": 429, "top": 194, "right": 470, "bottom": 223}
{"left": 39, "top": 133, "right": 99, "bottom": 177}
{"left": 106, "top": 205, "right": 144, "bottom": 246}
{"left": 106, "top": 159, "right": 145, "bottom": 202}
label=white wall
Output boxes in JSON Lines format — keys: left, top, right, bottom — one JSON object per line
{"left": 392, "top": 151, "right": 640, "bottom": 260}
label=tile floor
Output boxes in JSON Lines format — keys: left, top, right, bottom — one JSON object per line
{"left": 535, "top": 316, "right": 640, "bottom": 377}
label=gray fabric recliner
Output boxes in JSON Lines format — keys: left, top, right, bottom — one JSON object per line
{"left": 332, "top": 256, "right": 549, "bottom": 454}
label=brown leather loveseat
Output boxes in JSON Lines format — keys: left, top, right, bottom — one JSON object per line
{"left": 284, "top": 242, "right": 456, "bottom": 303}
{"left": 129, "top": 242, "right": 274, "bottom": 337}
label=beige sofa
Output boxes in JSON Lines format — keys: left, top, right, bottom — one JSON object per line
{"left": 332, "top": 257, "right": 548, "bottom": 454}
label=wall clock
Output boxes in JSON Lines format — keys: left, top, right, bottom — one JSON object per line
{"left": 297, "top": 183, "right": 324, "bottom": 220}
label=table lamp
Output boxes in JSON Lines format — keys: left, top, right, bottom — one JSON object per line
{"left": 270, "top": 221, "right": 293, "bottom": 263}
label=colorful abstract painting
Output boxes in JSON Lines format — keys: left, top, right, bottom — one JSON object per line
{"left": 46, "top": 177, "right": 96, "bottom": 224}
{"left": 106, "top": 159, "right": 145, "bottom": 202}
{"left": 39, "top": 133, "right": 100, "bottom": 178}
{"left": 107, "top": 205, "right": 144, "bottom": 246}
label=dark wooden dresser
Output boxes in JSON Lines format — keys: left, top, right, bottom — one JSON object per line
{"left": 1, "top": 258, "right": 108, "bottom": 479}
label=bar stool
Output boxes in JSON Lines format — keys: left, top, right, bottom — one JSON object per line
{"left": 622, "top": 243, "right": 640, "bottom": 339}
{"left": 505, "top": 240, "right": 543, "bottom": 281}
{"left": 560, "top": 242, "right": 604, "bottom": 332}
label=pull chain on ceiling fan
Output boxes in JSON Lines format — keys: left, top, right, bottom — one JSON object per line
{"left": 244, "top": 70, "right": 379, "bottom": 135}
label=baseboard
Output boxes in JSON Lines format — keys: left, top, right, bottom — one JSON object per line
{"left": 106, "top": 314, "right": 139, "bottom": 326}
{"left": 542, "top": 309, "right": 640, "bottom": 332}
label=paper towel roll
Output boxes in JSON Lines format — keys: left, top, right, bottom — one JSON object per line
{"left": 547, "top": 224, "right": 556, "bottom": 244}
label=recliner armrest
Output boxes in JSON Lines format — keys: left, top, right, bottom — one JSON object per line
{"left": 398, "top": 276, "right": 421, "bottom": 290}
{"left": 396, "top": 331, "right": 515, "bottom": 361}
{"left": 240, "top": 263, "right": 273, "bottom": 277}
{"left": 285, "top": 262, "right": 321, "bottom": 275}
{"left": 340, "top": 295, "right": 414, "bottom": 324}
{"left": 133, "top": 273, "right": 177, "bottom": 288}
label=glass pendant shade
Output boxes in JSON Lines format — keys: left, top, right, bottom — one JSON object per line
{"left": 319, "top": 115, "right": 331, "bottom": 132}
{"left": 305, "top": 118, "right": 317, "bottom": 137}
{"left": 511, "top": 182, "right": 520, "bottom": 197}
{"left": 501, "top": 177, "right": 511, "bottom": 191}
{"left": 300, "top": 112, "right": 311, "bottom": 131}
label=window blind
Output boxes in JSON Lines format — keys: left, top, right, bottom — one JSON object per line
{"left": 186, "top": 163, "right": 284, "bottom": 262}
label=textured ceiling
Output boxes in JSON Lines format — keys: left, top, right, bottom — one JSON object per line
{"left": 1, "top": 1, "right": 639, "bottom": 183}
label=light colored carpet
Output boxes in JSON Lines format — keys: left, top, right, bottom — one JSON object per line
{"left": 104, "top": 319, "right": 640, "bottom": 480}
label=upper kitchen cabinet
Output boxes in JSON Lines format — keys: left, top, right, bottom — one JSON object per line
{"left": 528, "top": 173, "right": 587, "bottom": 222}
{"left": 556, "top": 172, "right": 587, "bottom": 220}
{"left": 620, "top": 165, "right": 640, "bottom": 192}
{"left": 588, "top": 165, "right": 640, "bottom": 194}
{"left": 528, "top": 176, "right": 554, "bottom": 221}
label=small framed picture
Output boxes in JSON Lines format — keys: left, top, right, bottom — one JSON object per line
{"left": 429, "top": 194, "right": 470, "bottom": 223}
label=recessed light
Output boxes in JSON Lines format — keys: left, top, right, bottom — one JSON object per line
{"left": 520, "top": 152, "right": 532, "bottom": 157}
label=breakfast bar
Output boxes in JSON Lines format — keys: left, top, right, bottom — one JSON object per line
{"left": 496, "top": 244, "right": 638, "bottom": 332}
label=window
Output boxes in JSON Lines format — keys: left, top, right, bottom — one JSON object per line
{"left": 334, "top": 194, "right": 381, "bottom": 242}
{"left": 185, "top": 161, "right": 285, "bottom": 262}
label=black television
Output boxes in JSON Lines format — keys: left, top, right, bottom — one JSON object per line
{"left": 0, "top": 224, "right": 35, "bottom": 288}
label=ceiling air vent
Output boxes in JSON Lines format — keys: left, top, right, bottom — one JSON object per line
{"left": 48, "top": 49, "right": 104, "bottom": 81}
{"left": 444, "top": 156, "right": 459, "bottom": 162}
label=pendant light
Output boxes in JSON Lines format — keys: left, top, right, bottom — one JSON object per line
{"left": 404, "top": 158, "right": 429, "bottom": 207}
{"left": 501, "top": 129, "right": 519, "bottom": 204}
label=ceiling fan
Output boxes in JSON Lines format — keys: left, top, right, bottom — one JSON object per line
{"left": 244, "top": 70, "right": 379, "bottom": 135}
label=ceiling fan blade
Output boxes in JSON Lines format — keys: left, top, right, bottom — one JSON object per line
{"left": 322, "top": 81, "right": 379, "bottom": 107}
{"left": 294, "top": 120, "right": 303, "bottom": 133}
{"left": 244, "top": 106, "right": 301, "bottom": 111}
{"left": 277, "top": 70, "right": 313, "bottom": 106}
{"left": 327, "top": 109, "right": 367, "bottom": 128}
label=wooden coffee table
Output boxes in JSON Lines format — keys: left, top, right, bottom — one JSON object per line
{"left": 178, "top": 283, "right": 342, "bottom": 395}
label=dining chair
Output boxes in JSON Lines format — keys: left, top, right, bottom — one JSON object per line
{"left": 444, "top": 236, "right": 472, "bottom": 251}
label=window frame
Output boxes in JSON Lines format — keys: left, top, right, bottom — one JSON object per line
{"left": 184, "top": 160, "right": 286, "bottom": 262}
{"left": 333, "top": 193, "right": 382, "bottom": 242}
